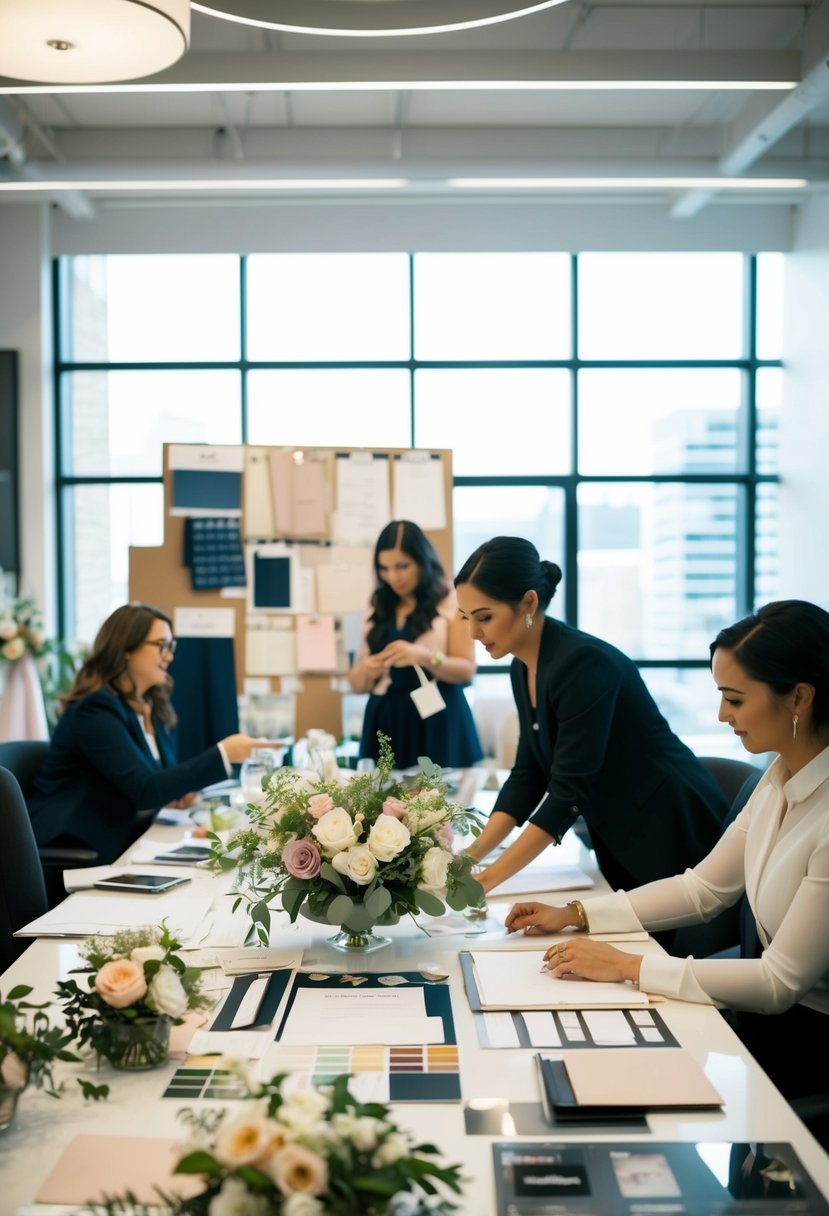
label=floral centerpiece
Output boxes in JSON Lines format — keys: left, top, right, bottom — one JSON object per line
{"left": 0, "top": 594, "right": 83, "bottom": 729}
{"left": 0, "top": 596, "right": 51, "bottom": 663}
{"left": 0, "top": 985, "right": 106, "bottom": 1131}
{"left": 87, "top": 1071, "right": 464, "bottom": 1215}
{"left": 56, "top": 924, "right": 212, "bottom": 1071}
{"left": 211, "top": 735, "right": 484, "bottom": 950}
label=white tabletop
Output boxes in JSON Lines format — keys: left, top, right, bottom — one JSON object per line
{"left": 4, "top": 803, "right": 829, "bottom": 1214}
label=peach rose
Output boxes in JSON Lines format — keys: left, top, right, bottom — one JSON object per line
{"left": 381, "top": 796, "right": 408, "bottom": 820}
{"left": 268, "top": 1144, "right": 329, "bottom": 1197}
{"left": 214, "top": 1111, "right": 283, "bottom": 1167}
{"left": 94, "top": 958, "right": 147, "bottom": 1009}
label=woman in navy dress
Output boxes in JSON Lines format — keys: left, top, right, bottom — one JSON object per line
{"left": 348, "top": 521, "right": 483, "bottom": 770}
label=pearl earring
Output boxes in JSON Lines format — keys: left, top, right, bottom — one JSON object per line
{"left": 525, "top": 613, "right": 534, "bottom": 629}
{"left": 792, "top": 714, "right": 799, "bottom": 741}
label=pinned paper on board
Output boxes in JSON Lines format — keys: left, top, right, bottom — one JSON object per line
{"left": 168, "top": 444, "right": 243, "bottom": 517}
{"left": 247, "top": 543, "right": 300, "bottom": 613}
{"left": 316, "top": 545, "right": 374, "bottom": 614}
{"left": 333, "top": 453, "right": 390, "bottom": 546}
{"left": 295, "top": 614, "right": 339, "bottom": 672}
{"left": 243, "top": 447, "right": 275, "bottom": 538}
{"left": 392, "top": 452, "right": 446, "bottom": 531}
{"left": 245, "top": 622, "right": 297, "bottom": 676}
{"left": 269, "top": 449, "right": 332, "bottom": 538}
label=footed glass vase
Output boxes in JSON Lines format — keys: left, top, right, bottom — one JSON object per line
{"left": 300, "top": 903, "right": 399, "bottom": 954}
{"left": 0, "top": 1083, "right": 23, "bottom": 1133}
{"left": 104, "top": 1016, "right": 171, "bottom": 1070}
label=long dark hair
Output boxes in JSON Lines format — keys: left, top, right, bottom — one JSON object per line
{"left": 63, "top": 602, "right": 177, "bottom": 729}
{"left": 710, "top": 600, "right": 829, "bottom": 733}
{"left": 366, "top": 520, "right": 449, "bottom": 651}
{"left": 454, "top": 536, "right": 562, "bottom": 612}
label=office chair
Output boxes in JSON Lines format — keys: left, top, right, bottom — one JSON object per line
{"left": 0, "top": 739, "right": 98, "bottom": 909}
{"left": 668, "top": 759, "right": 765, "bottom": 959}
{"left": 0, "top": 765, "right": 49, "bottom": 971}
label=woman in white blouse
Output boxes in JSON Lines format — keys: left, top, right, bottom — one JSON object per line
{"left": 505, "top": 599, "right": 829, "bottom": 1124}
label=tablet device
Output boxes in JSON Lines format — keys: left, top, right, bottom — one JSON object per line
{"left": 93, "top": 874, "right": 191, "bottom": 893}
{"left": 152, "top": 844, "right": 212, "bottom": 864}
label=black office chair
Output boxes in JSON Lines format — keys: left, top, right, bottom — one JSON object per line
{"left": 0, "top": 739, "right": 98, "bottom": 908}
{"left": 0, "top": 765, "right": 49, "bottom": 971}
{"left": 668, "top": 757, "right": 765, "bottom": 959}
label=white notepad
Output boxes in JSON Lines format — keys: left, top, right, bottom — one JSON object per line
{"left": 470, "top": 949, "right": 649, "bottom": 1010}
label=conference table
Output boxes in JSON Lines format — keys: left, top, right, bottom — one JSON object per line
{"left": 3, "top": 780, "right": 829, "bottom": 1214}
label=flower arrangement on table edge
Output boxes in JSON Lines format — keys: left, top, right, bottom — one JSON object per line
{"left": 0, "top": 984, "right": 108, "bottom": 1114}
{"left": 84, "top": 1071, "right": 465, "bottom": 1216}
{"left": 56, "top": 923, "right": 213, "bottom": 1070}
{"left": 209, "top": 734, "right": 485, "bottom": 942}
{"left": 0, "top": 594, "right": 85, "bottom": 727}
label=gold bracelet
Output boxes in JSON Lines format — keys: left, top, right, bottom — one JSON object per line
{"left": 567, "top": 899, "right": 589, "bottom": 931}
{"left": 432, "top": 650, "right": 445, "bottom": 668}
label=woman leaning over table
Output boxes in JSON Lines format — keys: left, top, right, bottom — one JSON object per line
{"left": 28, "top": 602, "right": 278, "bottom": 864}
{"left": 506, "top": 599, "right": 829, "bottom": 1133}
{"left": 454, "top": 536, "right": 728, "bottom": 899}
{"left": 348, "top": 519, "right": 482, "bottom": 769}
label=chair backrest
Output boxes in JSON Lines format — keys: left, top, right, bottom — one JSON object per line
{"left": 0, "top": 765, "right": 48, "bottom": 971}
{"left": 698, "top": 755, "right": 764, "bottom": 809}
{"left": 0, "top": 739, "right": 51, "bottom": 800}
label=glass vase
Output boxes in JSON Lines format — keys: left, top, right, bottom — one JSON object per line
{"left": 327, "top": 926, "right": 392, "bottom": 953}
{"left": 105, "top": 1016, "right": 171, "bottom": 1070}
{"left": 0, "top": 1083, "right": 23, "bottom": 1133}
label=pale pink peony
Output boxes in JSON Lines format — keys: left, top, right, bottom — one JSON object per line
{"left": 94, "top": 958, "right": 147, "bottom": 1008}
{"left": 381, "top": 796, "right": 408, "bottom": 820}
{"left": 282, "top": 838, "right": 322, "bottom": 880}
{"left": 306, "top": 793, "right": 335, "bottom": 819}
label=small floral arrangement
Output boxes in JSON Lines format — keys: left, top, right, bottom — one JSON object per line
{"left": 56, "top": 924, "right": 212, "bottom": 1069}
{"left": 0, "top": 984, "right": 106, "bottom": 1103}
{"left": 0, "top": 596, "right": 50, "bottom": 663}
{"left": 211, "top": 735, "right": 484, "bottom": 941}
{"left": 87, "top": 1072, "right": 464, "bottom": 1214}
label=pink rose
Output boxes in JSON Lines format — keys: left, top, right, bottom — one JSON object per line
{"left": 381, "top": 796, "right": 408, "bottom": 820}
{"left": 307, "top": 793, "right": 335, "bottom": 819}
{"left": 94, "top": 958, "right": 147, "bottom": 1009}
{"left": 282, "top": 838, "right": 322, "bottom": 879}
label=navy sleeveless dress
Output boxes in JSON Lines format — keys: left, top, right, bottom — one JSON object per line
{"left": 358, "top": 622, "right": 483, "bottom": 769}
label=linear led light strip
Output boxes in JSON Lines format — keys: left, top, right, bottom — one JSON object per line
{"left": 0, "top": 177, "right": 808, "bottom": 192}
{"left": 0, "top": 80, "right": 797, "bottom": 96}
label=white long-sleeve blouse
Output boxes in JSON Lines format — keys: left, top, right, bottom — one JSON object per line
{"left": 584, "top": 746, "right": 829, "bottom": 1015}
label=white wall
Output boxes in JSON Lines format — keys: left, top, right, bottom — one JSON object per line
{"left": 0, "top": 204, "right": 55, "bottom": 624}
{"left": 780, "top": 193, "right": 829, "bottom": 609}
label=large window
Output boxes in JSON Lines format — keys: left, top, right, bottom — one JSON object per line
{"left": 54, "top": 251, "right": 781, "bottom": 753}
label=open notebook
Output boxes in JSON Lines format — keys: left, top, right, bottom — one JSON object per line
{"left": 469, "top": 949, "right": 649, "bottom": 1010}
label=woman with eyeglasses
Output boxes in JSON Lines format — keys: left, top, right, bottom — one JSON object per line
{"left": 29, "top": 603, "right": 275, "bottom": 863}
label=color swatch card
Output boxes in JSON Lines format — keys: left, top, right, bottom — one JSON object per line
{"left": 169, "top": 444, "right": 243, "bottom": 517}
{"left": 474, "top": 1005, "right": 678, "bottom": 1050}
{"left": 184, "top": 516, "right": 246, "bottom": 590}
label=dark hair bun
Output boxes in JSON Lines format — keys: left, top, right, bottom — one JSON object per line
{"left": 541, "top": 561, "right": 563, "bottom": 597}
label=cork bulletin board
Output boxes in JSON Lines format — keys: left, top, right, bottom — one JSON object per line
{"left": 129, "top": 444, "right": 454, "bottom": 739}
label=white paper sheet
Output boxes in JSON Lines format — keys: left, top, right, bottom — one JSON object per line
{"left": 14, "top": 892, "right": 213, "bottom": 939}
{"left": 333, "top": 455, "right": 390, "bottom": 546}
{"left": 581, "top": 1009, "right": 638, "bottom": 1045}
{"left": 522, "top": 1011, "right": 562, "bottom": 1047}
{"left": 488, "top": 865, "right": 595, "bottom": 897}
{"left": 482, "top": 1011, "right": 522, "bottom": 1048}
{"left": 220, "top": 947, "right": 304, "bottom": 975}
{"left": 278, "top": 986, "right": 444, "bottom": 1046}
{"left": 392, "top": 453, "right": 446, "bottom": 530}
{"left": 470, "top": 950, "right": 648, "bottom": 1009}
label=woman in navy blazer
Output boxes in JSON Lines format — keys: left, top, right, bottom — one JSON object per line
{"left": 29, "top": 603, "right": 274, "bottom": 864}
{"left": 455, "top": 537, "right": 729, "bottom": 896}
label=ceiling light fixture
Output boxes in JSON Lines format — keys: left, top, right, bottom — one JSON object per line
{"left": 0, "top": 177, "right": 410, "bottom": 192}
{"left": 191, "top": 0, "right": 570, "bottom": 37}
{"left": 448, "top": 176, "right": 808, "bottom": 189}
{"left": 0, "top": 0, "right": 190, "bottom": 84}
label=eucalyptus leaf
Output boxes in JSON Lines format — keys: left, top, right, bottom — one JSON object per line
{"left": 414, "top": 888, "right": 446, "bottom": 917}
{"left": 326, "top": 894, "right": 355, "bottom": 924}
{"left": 364, "top": 885, "right": 392, "bottom": 919}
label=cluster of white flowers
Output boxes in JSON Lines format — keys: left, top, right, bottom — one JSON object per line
{"left": 310, "top": 801, "right": 412, "bottom": 887}
{"left": 0, "top": 599, "right": 46, "bottom": 663}
{"left": 205, "top": 1089, "right": 413, "bottom": 1216}
{"left": 94, "top": 944, "right": 189, "bottom": 1018}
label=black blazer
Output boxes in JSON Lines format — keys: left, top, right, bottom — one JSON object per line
{"left": 494, "top": 618, "right": 729, "bottom": 890}
{"left": 29, "top": 689, "right": 227, "bottom": 864}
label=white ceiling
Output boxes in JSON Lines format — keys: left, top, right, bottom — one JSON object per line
{"left": 0, "top": 0, "right": 828, "bottom": 216}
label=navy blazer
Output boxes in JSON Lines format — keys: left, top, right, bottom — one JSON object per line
{"left": 29, "top": 688, "right": 227, "bottom": 864}
{"left": 494, "top": 618, "right": 729, "bottom": 890}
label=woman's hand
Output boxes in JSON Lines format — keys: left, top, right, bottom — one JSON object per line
{"left": 505, "top": 901, "right": 579, "bottom": 934}
{"left": 220, "top": 734, "right": 283, "bottom": 764}
{"left": 165, "top": 792, "right": 198, "bottom": 810}
{"left": 379, "top": 639, "right": 429, "bottom": 668}
{"left": 541, "top": 938, "right": 642, "bottom": 987}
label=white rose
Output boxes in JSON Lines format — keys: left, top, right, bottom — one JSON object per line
{"left": 147, "top": 964, "right": 189, "bottom": 1018}
{"left": 0, "top": 619, "right": 18, "bottom": 641}
{"left": 291, "top": 770, "right": 321, "bottom": 793}
{"left": 282, "top": 1194, "right": 325, "bottom": 1216}
{"left": 331, "top": 1112, "right": 381, "bottom": 1151}
{"left": 311, "top": 807, "right": 359, "bottom": 857}
{"left": 404, "top": 801, "right": 450, "bottom": 834}
{"left": 367, "top": 815, "right": 411, "bottom": 862}
{"left": 418, "top": 846, "right": 450, "bottom": 893}
{"left": 1, "top": 636, "right": 25, "bottom": 661}
{"left": 277, "top": 1089, "right": 329, "bottom": 1132}
{"left": 208, "top": 1176, "right": 271, "bottom": 1216}
{"left": 372, "top": 1132, "right": 408, "bottom": 1167}
{"left": 331, "top": 845, "right": 378, "bottom": 886}
{"left": 26, "top": 627, "right": 44, "bottom": 648}
{"left": 129, "top": 945, "right": 166, "bottom": 965}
